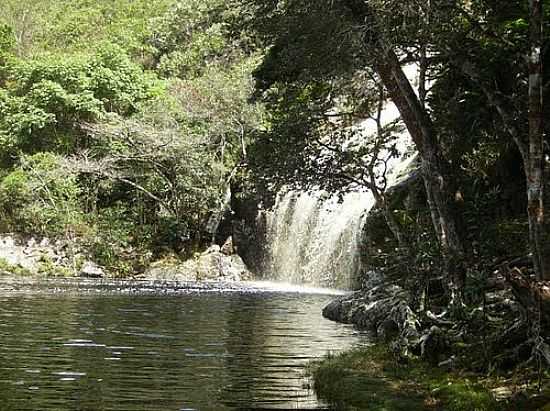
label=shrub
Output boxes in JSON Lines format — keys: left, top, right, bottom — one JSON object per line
{"left": 0, "top": 152, "right": 86, "bottom": 236}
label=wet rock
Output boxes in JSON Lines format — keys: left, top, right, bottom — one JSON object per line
{"left": 197, "top": 252, "right": 223, "bottom": 280}
{"left": 323, "top": 279, "right": 420, "bottom": 356}
{"left": 196, "top": 250, "right": 251, "bottom": 281}
{"left": 143, "top": 247, "right": 252, "bottom": 283}
{"left": 79, "top": 261, "right": 105, "bottom": 278}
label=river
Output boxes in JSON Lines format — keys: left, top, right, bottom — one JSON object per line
{"left": 0, "top": 278, "right": 367, "bottom": 410}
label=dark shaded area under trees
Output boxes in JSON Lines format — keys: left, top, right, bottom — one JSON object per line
{"left": 240, "top": 0, "right": 550, "bottom": 402}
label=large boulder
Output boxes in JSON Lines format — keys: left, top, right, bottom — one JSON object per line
{"left": 143, "top": 246, "right": 253, "bottom": 282}
{"left": 79, "top": 261, "right": 105, "bottom": 278}
{"left": 142, "top": 259, "right": 197, "bottom": 281}
{"left": 221, "top": 236, "right": 235, "bottom": 255}
{"left": 197, "top": 246, "right": 251, "bottom": 281}
{"left": 323, "top": 276, "right": 420, "bottom": 352}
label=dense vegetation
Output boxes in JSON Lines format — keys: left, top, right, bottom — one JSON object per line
{"left": 0, "top": 0, "right": 263, "bottom": 274}
{"left": 0, "top": 0, "right": 548, "bottom": 407}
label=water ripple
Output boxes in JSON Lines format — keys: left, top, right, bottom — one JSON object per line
{"left": 0, "top": 278, "right": 368, "bottom": 410}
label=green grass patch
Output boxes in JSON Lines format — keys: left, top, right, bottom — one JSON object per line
{"left": 311, "top": 345, "right": 502, "bottom": 411}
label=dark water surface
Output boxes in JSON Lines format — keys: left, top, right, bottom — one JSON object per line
{"left": 0, "top": 279, "right": 367, "bottom": 410}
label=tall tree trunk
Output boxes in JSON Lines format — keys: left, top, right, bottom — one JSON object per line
{"left": 371, "top": 188, "right": 410, "bottom": 251}
{"left": 462, "top": 2, "right": 549, "bottom": 281}
{"left": 376, "top": 54, "right": 466, "bottom": 307}
{"left": 528, "top": 0, "right": 550, "bottom": 281}
{"left": 343, "top": 0, "right": 466, "bottom": 307}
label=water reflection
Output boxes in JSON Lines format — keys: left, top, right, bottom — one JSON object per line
{"left": 0, "top": 280, "right": 367, "bottom": 410}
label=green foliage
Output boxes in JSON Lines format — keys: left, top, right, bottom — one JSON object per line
{"left": 0, "top": 0, "right": 265, "bottom": 276}
{"left": 37, "top": 255, "right": 73, "bottom": 277}
{"left": 0, "top": 44, "right": 162, "bottom": 162}
{"left": 0, "top": 0, "right": 175, "bottom": 57}
{"left": 0, "top": 0, "right": 258, "bottom": 279}
{"left": 0, "top": 257, "right": 33, "bottom": 277}
{"left": 9, "top": 43, "right": 160, "bottom": 115}
{"left": 0, "top": 152, "right": 85, "bottom": 236}
{"left": 0, "top": 89, "right": 56, "bottom": 156}
{"left": 0, "top": 23, "right": 15, "bottom": 54}
{"left": 150, "top": 0, "right": 255, "bottom": 79}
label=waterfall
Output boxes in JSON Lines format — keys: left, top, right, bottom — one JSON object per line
{"left": 265, "top": 148, "right": 417, "bottom": 290}
{"left": 266, "top": 190, "right": 375, "bottom": 289}
{"left": 265, "top": 66, "right": 423, "bottom": 289}
{"left": 265, "top": 107, "right": 418, "bottom": 289}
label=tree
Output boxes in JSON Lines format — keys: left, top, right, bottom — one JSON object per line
{"left": 526, "top": 0, "right": 549, "bottom": 281}
{"left": 245, "top": 0, "right": 467, "bottom": 308}
{"left": 445, "top": 1, "right": 550, "bottom": 281}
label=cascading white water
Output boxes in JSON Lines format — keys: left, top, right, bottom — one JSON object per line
{"left": 266, "top": 190, "right": 375, "bottom": 289}
{"left": 265, "top": 85, "right": 422, "bottom": 289}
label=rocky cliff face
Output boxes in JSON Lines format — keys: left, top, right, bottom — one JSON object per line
{"left": 0, "top": 234, "right": 100, "bottom": 277}
{"left": 228, "top": 182, "right": 270, "bottom": 276}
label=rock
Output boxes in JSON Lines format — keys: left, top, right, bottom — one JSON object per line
{"left": 0, "top": 235, "right": 39, "bottom": 272}
{"left": 79, "top": 261, "right": 105, "bottom": 278}
{"left": 221, "top": 236, "right": 234, "bottom": 255}
{"left": 377, "top": 318, "right": 399, "bottom": 341}
{"left": 196, "top": 250, "right": 251, "bottom": 281}
{"left": 144, "top": 247, "right": 252, "bottom": 283}
{"left": 206, "top": 244, "right": 221, "bottom": 254}
{"left": 491, "top": 387, "right": 514, "bottom": 402}
{"left": 420, "top": 326, "right": 448, "bottom": 365}
{"left": 144, "top": 259, "right": 198, "bottom": 281}
{"left": 323, "top": 293, "right": 359, "bottom": 324}
{"left": 196, "top": 252, "right": 222, "bottom": 280}
{"left": 323, "top": 278, "right": 421, "bottom": 359}
{"left": 1, "top": 236, "right": 15, "bottom": 247}
{"left": 229, "top": 254, "right": 252, "bottom": 280}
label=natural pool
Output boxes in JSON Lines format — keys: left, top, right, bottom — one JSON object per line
{"left": 0, "top": 279, "right": 368, "bottom": 410}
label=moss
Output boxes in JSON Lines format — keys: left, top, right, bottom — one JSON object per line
{"left": 0, "top": 257, "right": 34, "bottom": 277}
{"left": 311, "top": 345, "right": 503, "bottom": 411}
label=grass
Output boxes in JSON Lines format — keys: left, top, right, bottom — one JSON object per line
{"left": 311, "top": 345, "right": 503, "bottom": 411}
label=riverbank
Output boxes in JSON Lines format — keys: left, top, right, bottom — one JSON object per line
{"left": 317, "top": 270, "right": 550, "bottom": 410}
{"left": 0, "top": 234, "right": 252, "bottom": 282}
{"left": 311, "top": 345, "right": 549, "bottom": 410}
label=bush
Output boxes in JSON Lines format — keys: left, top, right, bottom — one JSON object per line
{"left": 0, "top": 152, "right": 86, "bottom": 236}
{"left": 0, "top": 44, "right": 163, "bottom": 158}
